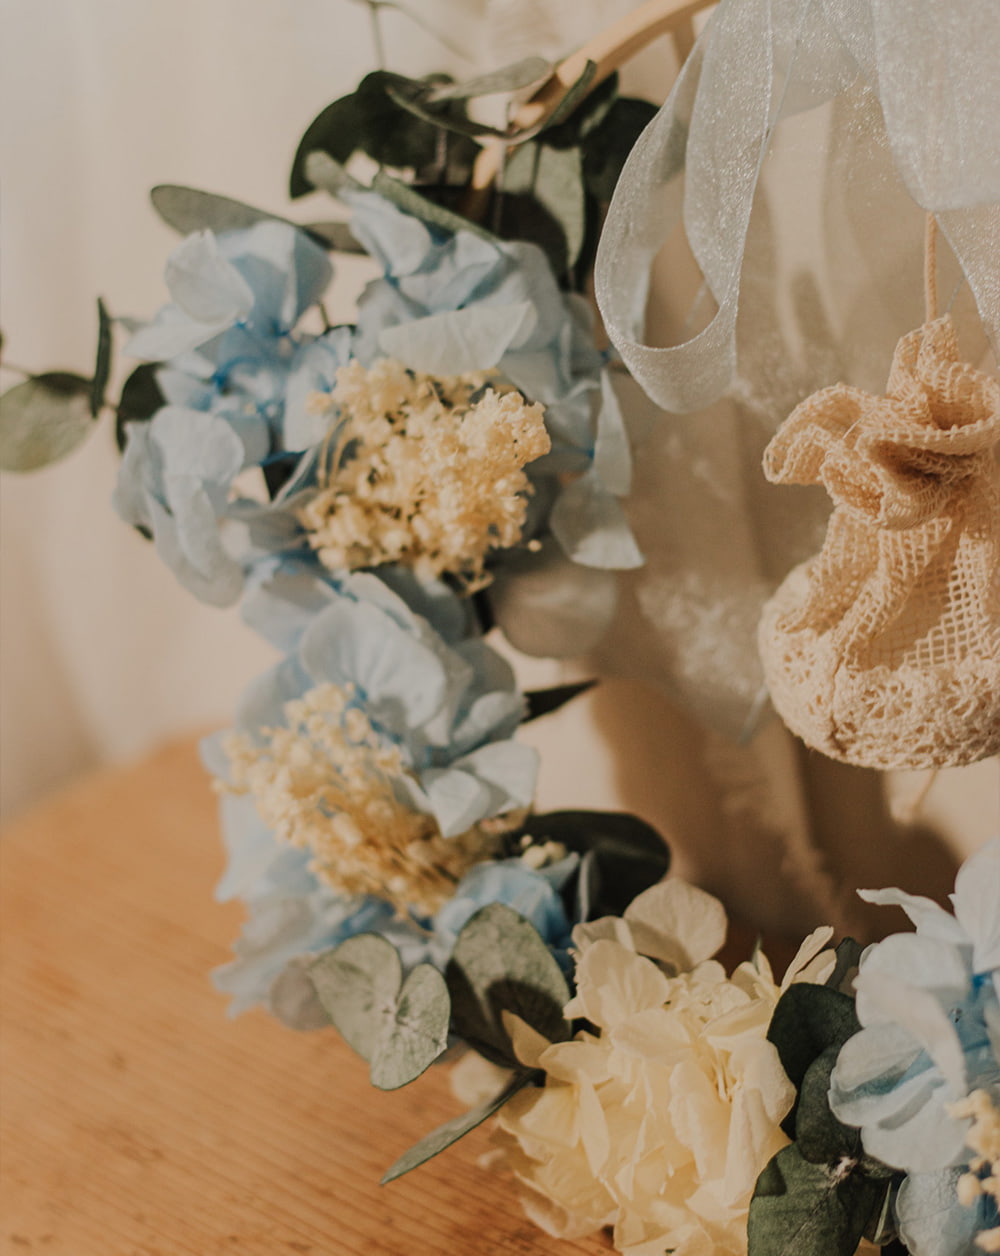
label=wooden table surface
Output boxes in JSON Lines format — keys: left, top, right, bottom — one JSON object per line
{"left": 1, "top": 738, "right": 610, "bottom": 1256}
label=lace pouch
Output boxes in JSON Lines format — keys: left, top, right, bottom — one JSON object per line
{"left": 758, "top": 315, "right": 1000, "bottom": 769}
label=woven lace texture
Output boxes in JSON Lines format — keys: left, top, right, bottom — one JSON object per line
{"left": 759, "top": 315, "right": 1000, "bottom": 770}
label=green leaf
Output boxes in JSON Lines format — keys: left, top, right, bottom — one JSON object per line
{"left": 499, "top": 141, "right": 586, "bottom": 276}
{"left": 863, "top": 1179, "right": 899, "bottom": 1246}
{"left": 580, "top": 96, "right": 659, "bottom": 202}
{"left": 303, "top": 152, "right": 364, "bottom": 200}
{"left": 90, "top": 297, "right": 113, "bottom": 416}
{"left": 516, "top": 811, "right": 670, "bottom": 920}
{"left": 796, "top": 1046, "right": 862, "bottom": 1166}
{"left": 302, "top": 220, "right": 366, "bottom": 253}
{"left": 748, "top": 1145, "right": 882, "bottom": 1256}
{"left": 541, "top": 70, "right": 619, "bottom": 149}
{"left": 381, "top": 1070, "right": 535, "bottom": 1184}
{"left": 537, "top": 60, "right": 599, "bottom": 134}
{"left": 290, "top": 72, "right": 478, "bottom": 198}
{"left": 308, "top": 936, "right": 450, "bottom": 1090}
{"left": 309, "top": 934, "right": 402, "bottom": 1061}
{"left": 825, "top": 936, "right": 864, "bottom": 994}
{"left": 115, "top": 363, "right": 165, "bottom": 452}
{"left": 524, "top": 680, "right": 596, "bottom": 722}
{"left": 0, "top": 373, "right": 94, "bottom": 471}
{"left": 768, "top": 983, "right": 860, "bottom": 1094}
{"left": 369, "top": 963, "right": 451, "bottom": 1091}
{"left": 446, "top": 903, "right": 570, "bottom": 1068}
{"left": 426, "top": 57, "right": 552, "bottom": 103}
{"left": 151, "top": 185, "right": 283, "bottom": 235}
{"left": 371, "top": 171, "right": 497, "bottom": 242}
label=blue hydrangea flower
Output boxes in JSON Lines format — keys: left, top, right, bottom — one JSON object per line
{"left": 829, "top": 838, "right": 1000, "bottom": 1254}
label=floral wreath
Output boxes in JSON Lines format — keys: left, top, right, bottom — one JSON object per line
{"left": 2, "top": 5, "right": 998, "bottom": 1254}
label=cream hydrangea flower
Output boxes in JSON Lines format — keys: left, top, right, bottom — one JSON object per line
{"left": 494, "top": 880, "right": 835, "bottom": 1256}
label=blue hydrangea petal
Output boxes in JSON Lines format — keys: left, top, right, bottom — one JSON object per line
{"left": 856, "top": 971, "right": 967, "bottom": 1095}
{"left": 235, "top": 655, "right": 313, "bottom": 735}
{"left": 298, "top": 598, "right": 450, "bottom": 735}
{"left": 550, "top": 468, "right": 644, "bottom": 570}
{"left": 855, "top": 933, "right": 970, "bottom": 1025}
{"left": 951, "top": 837, "right": 1000, "bottom": 974}
{"left": 858, "top": 886, "right": 969, "bottom": 946}
{"left": 112, "top": 424, "right": 157, "bottom": 528}
{"left": 378, "top": 302, "right": 536, "bottom": 375}
{"left": 282, "top": 329, "right": 352, "bottom": 451}
{"left": 147, "top": 494, "right": 243, "bottom": 606}
{"left": 346, "top": 190, "right": 436, "bottom": 275}
{"left": 593, "top": 370, "right": 632, "bottom": 495}
{"left": 433, "top": 859, "right": 573, "bottom": 956}
{"left": 240, "top": 560, "right": 339, "bottom": 652}
{"left": 897, "top": 1168, "right": 997, "bottom": 1256}
{"left": 220, "top": 221, "right": 332, "bottom": 333}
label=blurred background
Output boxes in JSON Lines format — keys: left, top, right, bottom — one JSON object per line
{"left": 2, "top": 0, "right": 996, "bottom": 940}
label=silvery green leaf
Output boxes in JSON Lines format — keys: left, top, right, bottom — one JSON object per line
{"left": 301, "top": 221, "right": 366, "bottom": 253}
{"left": 0, "top": 373, "right": 94, "bottom": 471}
{"left": 378, "top": 302, "right": 535, "bottom": 375}
{"left": 151, "top": 185, "right": 285, "bottom": 236}
{"left": 304, "top": 152, "right": 365, "bottom": 199}
{"left": 380, "top": 1070, "right": 534, "bottom": 1184}
{"left": 308, "top": 934, "right": 402, "bottom": 1061}
{"left": 370, "top": 171, "right": 497, "bottom": 243}
{"left": 427, "top": 57, "right": 552, "bottom": 102}
{"left": 369, "top": 963, "right": 451, "bottom": 1091}
{"left": 502, "top": 142, "right": 586, "bottom": 273}
{"left": 446, "top": 902, "right": 570, "bottom": 1067}
{"left": 90, "top": 297, "right": 113, "bottom": 417}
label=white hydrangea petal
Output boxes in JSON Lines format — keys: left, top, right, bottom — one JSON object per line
{"left": 574, "top": 940, "right": 671, "bottom": 1029}
{"left": 624, "top": 879, "right": 728, "bottom": 971}
{"left": 502, "top": 1010, "right": 551, "bottom": 1070}
{"left": 951, "top": 836, "right": 1000, "bottom": 974}
{"left": 781, "top": 925, "right": 836, "bottom": 989}
{"left": 571, "top": 915, "right": 634, "bottom": 955}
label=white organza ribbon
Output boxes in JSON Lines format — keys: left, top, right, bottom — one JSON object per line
{"left": 596, "top": 0, "right": 1000, "bottom": 413}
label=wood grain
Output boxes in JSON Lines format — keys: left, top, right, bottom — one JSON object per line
{"left": 0, "top": 737, "right": 611, "bottom": 1256}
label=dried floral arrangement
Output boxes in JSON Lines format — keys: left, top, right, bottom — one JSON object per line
{"left": 1, "top": 2, "right": 998, "bottom": 1254}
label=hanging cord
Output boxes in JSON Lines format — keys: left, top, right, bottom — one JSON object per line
{"left": 925, "top": 211, "right": 939, "bottom": 323}
{"left": 462, "top": 0, "right": 716, "bottom": 219}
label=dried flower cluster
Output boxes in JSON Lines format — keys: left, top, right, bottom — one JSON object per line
{"left": 220, "top": 682, "right": 501, "bottom": 917}
{"left": 952, "top": 1089, "right": 1000, "bottom": 1252}
{"left": 298, "top": 359, "right": 551, "bottom": 587}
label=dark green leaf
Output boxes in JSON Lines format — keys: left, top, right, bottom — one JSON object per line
{"left": 381, "top": 1070, "right": 535, "bottom": 1184}
{"left": 826, "top": 936, "right": 864, "bottom": 994}
{"left": 524, "top": 680, "right": 596, "bottom": 722}
{"left": 538, "top": 60, "right": 599, "bottom": 134}
{"left": 90, "top": 297, "right": 113, "bottom": 416}
{"left": 581, "top": 96, "right": 659, "bottom": 202}
{"left": 796, "top": 1045, "right": 862, "bottom": 1165}
{"left": 499, "top": 141, "right": 586, "bottom": 276}
{"left": 370, "top": 963, "right": 451, "bottom": 1091}
{"left": 308, "top": 934, "right": 403, "bottom": 1061}
{"left": 290, "top": 72, "right": 478, "bottom": 198}
{"left": 115, "top": 363, "right": 165, "bottom": 452}
{"left": 748, "top": 1145, "right": 881, "bottom": 1256}
{"left": 768, "top": 983, "right": 860, "bottom": 1094}
{"left": 446, "top": 903, "right": 570, "bottom": 1068}
{"left": 427, "top": 57, "right": 552, "bottom": 102}
{"left": 541, "top": 70, "right": 619, "bottom": 149}
{"left": 371, "top": 171, "right": 497, "bottom": 242}
{"left": 0, "top": 373, "right": 94, "bottom": 471}
{"left": 863, "top": 1179, "right": 898, "bottom": 1246}
{"left": 516, "top": 811, "right": 670, "bottom": 920}
{"left": 386, "top": 81, "right": 515, "bottom": 141}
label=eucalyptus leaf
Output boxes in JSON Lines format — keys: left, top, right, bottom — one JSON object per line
{"left": 308, "top": 934, "right": 403, "bottom": 1061}
{"left": 524, "top": 680, "right": 596, "bottom": 722}
{"left": 538, "top": 60, "right": 598, "bottom": 133}
{"left": 269, "top": 956, "right": 333, "bottom": 1032}
{"left": 304, "top": 152, "right": 364, "bottom": 199}
{"left": 369, "top": 963, "right": 451, "bottom": 1091}
{"left": 426, "top": 57, "right": 552, "bottom": 103}
{"left": 151, "top": 185, "right": 283, "bottom": 235}
{"left": 446, "top": 903, "right": 570, "bottom": 1067}
{"left": 90, "top": 297, "right": 113, "bottom": 416}
{"left": 385, "top": 81, "right": 516, "bottom": 141}
{"left": 580, "top": 96, "right": 659, "bottom": 202}
{"left": 381, "top": 1070, "right": 535, "bottom": 1184}
{"left": 748, "top": 1145, "right": 882, "bottom": 1256}
{"left": 500, "top": 142, "right": 586, "bottom": 275}
{"left": 371, "top": 171, "right": 497, "bottom": 242}
{"left": 541, "top": 70, "right": 619, "bottom": 149}
{"left": 0, "top": 372, "right": 94, "bottom": 471}
{"left": 795, "top": 1045, "right": 863, "bottom": 1166}
{"left": 825, "top": 936, "right": 864, "bottom": 995}
{"left": 308, "top": 936, "right": 450, "bottom": 1089}
{"left": 768, "top": 983, "right": 860, "bottom": 1097}
{"left": 863, "top": 1180, "right": 899, "bottom": 1246}
{"left": 302, "top": 221, "right": 366, "bottom": 253}
{"left": 115, "top": 363, "right": 165, "bottom": 452}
